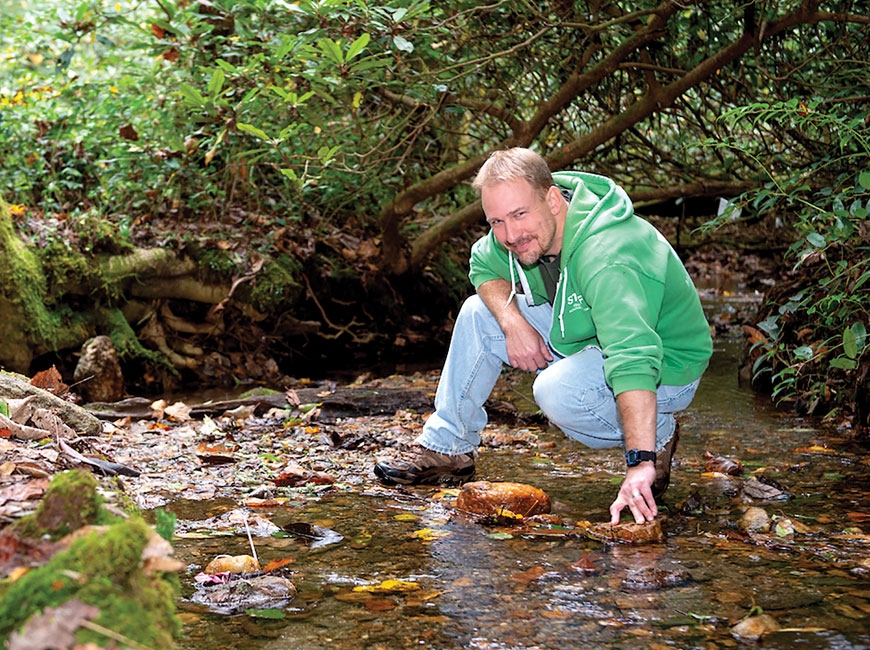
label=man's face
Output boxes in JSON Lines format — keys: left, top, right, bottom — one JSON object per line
{"left": 481, "top": 179, "right": 561, "bottom": 265}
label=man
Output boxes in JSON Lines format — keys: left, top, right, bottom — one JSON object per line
{"left": 375, "top": 148, "right": 713, "bottom": 525}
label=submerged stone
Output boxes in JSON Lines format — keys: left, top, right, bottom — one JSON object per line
{"left": 190, "top": 574, "right": 297, "bottom": 615}
{"left": 739, "top": 506, "right": 771, "bottom": 533}
{"left": 575, "top": 519, "right": 665, "bottom": 544}
{"left": 621, "top": 566, "right": 692, "bottom": 591}
{"left": 731, "top": 613, "right": 780, "bottom": 641}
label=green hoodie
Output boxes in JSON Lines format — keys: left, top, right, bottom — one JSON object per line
{"left": 468, "top": 171, "right": 713, "bottom": 395}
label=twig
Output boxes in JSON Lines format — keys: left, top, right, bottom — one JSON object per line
{"left": 79, "top": 620, "right": 155, "bottom": 650}
{"left": 244, "top": 513, "right": 258, "bottom": 565}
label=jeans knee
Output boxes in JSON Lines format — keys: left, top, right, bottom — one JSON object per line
{"left": 532, "top": 370, "right": 559, "bottom": 417}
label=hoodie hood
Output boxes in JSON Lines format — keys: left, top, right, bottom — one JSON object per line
{"left": 553, "top": 171, "right": 635, "bottom": 259}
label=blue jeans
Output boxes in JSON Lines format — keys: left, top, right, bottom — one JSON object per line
{"left": 416, "top": 295, "right": 700, "bottom": 455}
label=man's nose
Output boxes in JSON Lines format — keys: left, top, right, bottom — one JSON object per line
{"left": 503, "top": 219, "right": 520, "bottom": 244}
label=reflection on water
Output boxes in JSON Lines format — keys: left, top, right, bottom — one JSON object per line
{"left": 171, "top": 327, "right": 870, "bottom": 649}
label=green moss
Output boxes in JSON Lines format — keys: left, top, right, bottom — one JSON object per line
{"left": 95, "top": 307, "right": 177, "bottom": 375}
{"left": 11, "top": 470, "right": 112, "bottom": 540}
{"left": 189, "top": 245, "right": 239, "bottom": 284}
{"left": 0, "top": 200, "right": 63, "bottom": 347}
{"left": 69, "top": 209, "right": 134, "bottom": 255}
{"left": 248, "top": 253, "right": 304, "bottom": 312}
{"left": 0, "top": 518, "right": 182, "bottom": 648}
{"left": 37, "top": 240, "right": 99, "bottom": 301}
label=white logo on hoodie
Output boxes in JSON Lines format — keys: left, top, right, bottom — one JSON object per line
{"left": 566, "top": 292, "right": 589, "bottom": 312}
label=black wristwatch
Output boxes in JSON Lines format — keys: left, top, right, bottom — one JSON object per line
{"left": 625, "top": 449, "right": 657, "bottom": 467}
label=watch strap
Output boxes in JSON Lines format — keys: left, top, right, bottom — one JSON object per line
{"left": 625, "top": 449, "right": 657, "bottom": 466}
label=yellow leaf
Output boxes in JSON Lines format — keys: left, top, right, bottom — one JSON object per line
{"left": 394, "top": 513, "right": 419, "bottom": 521}
{"left": 353, "top": 579, "right": 421, "bottom": 593}
{"left": 496, "top": 507, "right": 523, "bottom": 521}
{"left": 8, "top": 567, "right": 29, "bottom": 581}
{"left": 412, "top": 528, "right": 451, "bottom": 541}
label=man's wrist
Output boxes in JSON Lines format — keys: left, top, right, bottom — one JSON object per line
{"left": 625, "top": 449, "right": 656, "bottom": 467}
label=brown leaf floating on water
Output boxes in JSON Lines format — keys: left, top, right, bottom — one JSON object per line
{"left": 704, "top": 451, "right": 744, "bottom": 475}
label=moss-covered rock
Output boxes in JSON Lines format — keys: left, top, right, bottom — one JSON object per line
{"left": 1, "top": 470, "right": 182, "bottom": 648}
{"left": 11, "top": 470, "right": 112, "bottom": 540}
{"left": 0, "top": 518, "right": 182, "bottom": 648}
{"left": 248, "top": 253, "right": 304, "bottom": 312}
{"left": 0, "top": 200, "right": 63, "bottom": 370}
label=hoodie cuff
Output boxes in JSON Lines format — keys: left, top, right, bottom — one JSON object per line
{"left": 610, "top": 374, "right": 658, "bottom": 395}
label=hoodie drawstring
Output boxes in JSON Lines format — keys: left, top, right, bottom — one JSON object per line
{"left": 505, "top": 252, "right": 535, "bottom": 309}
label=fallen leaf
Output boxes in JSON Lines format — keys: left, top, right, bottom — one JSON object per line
{"left": 568, "top": 555, "right": 597, "bottom": 574}
{"left": 366, "top": 598, "right": 396, "bottom": 612}
{"left": 7, "top": 599, "right": 99, "bottom": 649}
{"left": 164, "top": 402, "right": 192, "bottom": 421}
{"left": 245, "top": 608, "right": 286, "bottom": 619}
{"left": 353, "top": 579, "right": 421, "bottom": 594}
{"left": 195, "top": 440, "right": 239, "bottom": 464}
{"left": 261, "top": 557, "right": 295, "bottom": 572}
{"left": 30, "top": 366, "right": 68, "bottom": 397}
{"left": 412, "top": 528, "right": 451, "bottom": 541}
{"left": 704, "top": 451, "right": 744, "bottom": 475}
{"left": 510, "top": 565, "right": 547, "bottom": 585}
{"left": 794, "top": 445, "right": 840, "bottom": 455}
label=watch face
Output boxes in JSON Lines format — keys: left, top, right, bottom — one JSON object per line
{"left": 626, "top": 450, "right": 655, "bottom": 466}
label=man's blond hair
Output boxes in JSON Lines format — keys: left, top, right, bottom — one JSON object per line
{"left": 471, "top": 147, "right": 554, "bottom": 197}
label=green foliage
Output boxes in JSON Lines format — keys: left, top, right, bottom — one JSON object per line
{"left": 706, "top": 100, "right": 870, "bottom": 418}
{"left": 0, "top": 0, "right": 416, "bottom": 222}
{"left": 3, "top": 0, "right": 866, "bottom": 242}
{"left": 154, "top": 508, "right": 177, "bottom": 543}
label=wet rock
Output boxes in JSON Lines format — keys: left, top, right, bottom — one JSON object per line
{"left": 191, "top": 574, "right": 297, "bottom": 615}
{"left": 743, "top": 586, "right": 825, "bottom": 610}
{"left": 455, "top": 481, "right": 551, "bottom": 519}
{"left": 731, "top": 613, "right": 780, "bottom": 641}
{"left": 575, "top": 519, "right": 665, "bottom": 544}
{"left": 620, "top": 566, "right": 692, "bottom": 591}
{"left": 739, "top": 506, "right": 771, "bottom": 533}
{"left": 204, "top": 554, "right": 261, "bottom": 574}
{"left": 74, "top": 335, "right": 125, "bottom": 403}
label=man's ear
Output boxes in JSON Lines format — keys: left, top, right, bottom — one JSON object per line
{"left": 546, "top": 185, "right": 563, "bottom": 213}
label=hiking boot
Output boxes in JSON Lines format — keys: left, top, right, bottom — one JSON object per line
{"left": 651, "top": 422, "right": 680, "bottom": 499}
{"left": 374, "top": 447, "right": 476, "bottom": 486}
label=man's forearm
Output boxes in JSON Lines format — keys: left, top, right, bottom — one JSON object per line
{"left": 477, "top": 279, "right": 523, "bottom": 332}
{"left": 616, "top": 389, "right": 658, "bottom": 451}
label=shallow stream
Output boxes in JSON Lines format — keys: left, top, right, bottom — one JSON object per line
{"left": 166, "top": 293, "right": 870, "bottom": 650}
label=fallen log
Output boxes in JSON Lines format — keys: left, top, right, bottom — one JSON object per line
{"left": 0, "top": 372, "right": 102, "bottom": 436}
